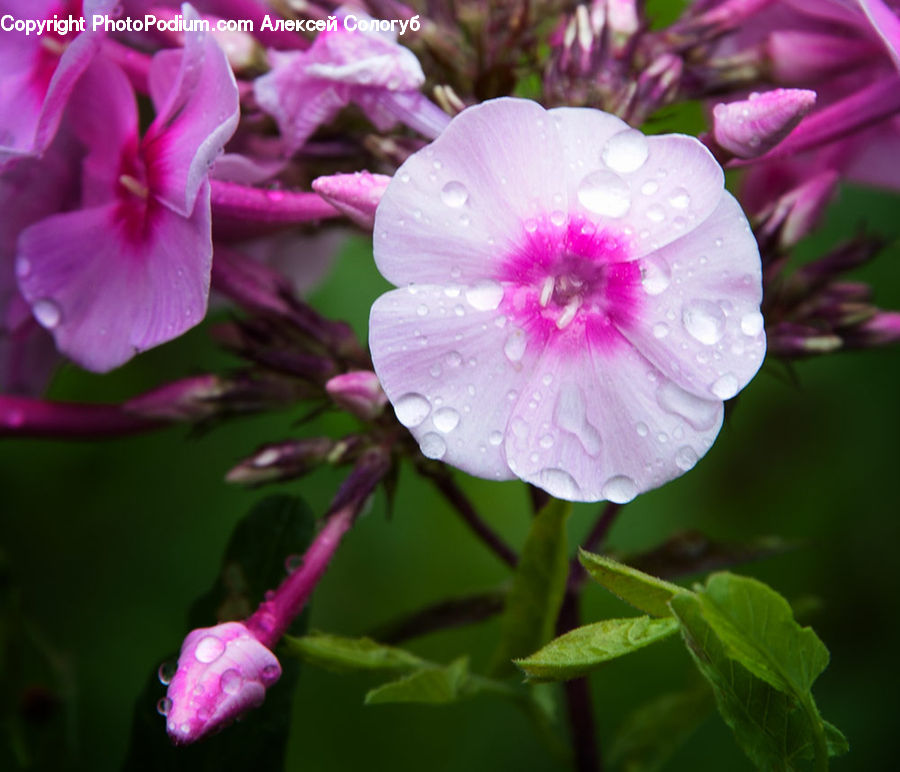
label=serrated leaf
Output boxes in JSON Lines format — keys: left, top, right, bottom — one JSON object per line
{"left": 608, "top": 685, "right": 715, "bottom": 772}
{"left": 284, "top": 632, "right": 426, "bottom": 673}
{"left": 515, "top": 616, "right": 679, "bottom": 682}
{"left": 364, "top": 658, "right": 470, "bottom": 705}
{"left": 121, "top": 495, "right": 315, "bottom": 772}
{"left": 579, "top": 550, "right": 684, "bottom": 618}
{"left": 690, "top": 573, "right": 830, "bottom": 697}
{"left": 491, "top": 498, "right": 571, "bottom": 676}
{"left": 670, "top": 577, "right": 845, "bottom": 771}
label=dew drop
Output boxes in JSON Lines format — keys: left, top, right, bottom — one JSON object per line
{"left": 445, "top": 350, "right": 463, "bottom": 367}
{"left": 429, "top": 363, "right": 442, "bottom": 378}
{"left": 646, "top": 204, "right": 665, "bottom": 223}
{"left": 157, "top": 697, "right": 173, "bottom": 716}
{"left": 158, "top": 662, "right": 177, "bottom": 685}
{"left": 540, "top": 468, "right": 581, "bottom": 499}
{"left": 740, "top": 311, "right": 764, "bottom": 336}
{"left": 675, "top": 446, "right": 699, "bottom": 471}
{"left": 465, "top": 279, "right": 503, "bottom": 311}
{"left": 489, "top": 431, "right": 503, "bottom": 446}
{"left": 656, "top": 381, "right": 721, "bottom": 431}
{"left": 554, "top": 382, "right": 602, "bottom": 456}
{"left": 602, "top": 129, "right": 649, "bottom": 173}
{"left": 33, "top": 298, "right": 62, "bottom": 329}
{"left": 682, "top": 300, "right": 726, "bottom": 345}
{"left": 433, "top": 407, "right": 460, "bottom": 433}
{"left": 220, "top": 669, "right": 242, "bottom": 695}
{"left": 550, "top": 210, "right": 566, "bottom": 226}
{"left": 504, "top": 328, "right": 527, "bottom": 363}
{"left": 636, "top": 422, "right": 649, "bottom": 437}
{"left": 261, "top": 664, "right": 280, "bottom": 683}
{"left": 640, "top": 256, "right": 671, "bottom": 295}
{"left": 542, "top": 373, "right": 553, "bottom": 386}
{"left": 640, "top": 180, "right": 659, "bottom": 196}
{"left": 668, "top": 188, "right": 691, "bottom": 209}
{"left": 394, "top": 393, "right": 431, "bottom": 427}
{"left": 194, "top": 635, "right": 226, "bottom": 664}
{"left": 577, "top": 170, "right": 631, "bottom": 217}
{"left": 602, "top": 475, "right": 638, "bottom": 503}
{"left": 420, "top": 432, "right": 447, "bottom": 459}
{"left": 539, "top": 434, "right": 554, "bottom": 449}
{"left": 416, "top": 304, "right": 428, "bottom": 317}
{"left": 285, "top": 554, "right": 302, "bottom": 573}
{"left": 652, "top": 322, "right": 670, "bottom": 339}
{"left": 711, "top": 373, "right": 739, "bottom": 400}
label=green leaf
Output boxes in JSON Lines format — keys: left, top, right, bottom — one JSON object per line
{"left": 364, "top": 658, "right": 471, "bottom": 705}
{"left": 121, "top": 494, "right": 315, "bottom": 772}
{"left": 608, "top": 685, "right": 715, "bottom": 772}
{"left": 669, "top": 574, "right": 846, "bottom": 771}
{"left": 515, "top": 616, "right": 679, "bottom": 682}
{"left": 491, "top": 498, "right": 571, "bottom": 676}
{"left": 284, "top": 632, "right": 426, "bottom": 673}
{"left": 578, "top": 550, "right": 684, "bottom": 618}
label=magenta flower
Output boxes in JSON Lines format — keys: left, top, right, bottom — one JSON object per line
{"left": 369, "top": 98, "right": 765, "bottom": 503}
{"left": 14, "top": 6, "right": 239, "bottom": 372}
{"left": 254, "top": 9, "right": 450, "bottom": 153}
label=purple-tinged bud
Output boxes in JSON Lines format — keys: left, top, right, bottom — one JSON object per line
{"left": 623, "top": 53, "right": 682, "bottom": 122}
{"left": 125, "top": 375, "right": 226, "bottom": 421}
{"left": 713, "top": 89, "right": 817, "bottom": 159}
{"left": 311, "top": 172, "right": 392, "bottom": 230}
{"left": 757, "top": 169, "right": 838, "bottom": 250}
{"left": 326, "top": 371, "right": 388, "bottom": 420}
{"left": 680, "top": 0, "right": 778, "bottom": 38}
{"left": 767, "top": 322, "right": 842, "bottom": 358}
{"left": 601, "top": 0, "right": 639, "bottom": 54}
{"left": 225, "top": 437, "right": 339, "bottom": 485}
{"left": 846, "top": 311, "right": 900, "bottom": 348}
{"left": 433, "top": 85, "right": 467, "bottom": 117}
{"left": 163, "top": 621, "right": 281, "bottom": 745}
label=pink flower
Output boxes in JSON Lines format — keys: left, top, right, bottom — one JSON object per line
{"left": 14, "top": 5, "right": 239, "bottom": 372}
{"left": 369, "top": 98, "right": 765, "bottom": 503}
{"left": 254, "top": 8, "right": 450, "bottom": 153}
{"left": 712, "top": 89, "right": 816, "bottom": 159}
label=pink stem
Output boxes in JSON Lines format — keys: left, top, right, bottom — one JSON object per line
{"left": 0, "top": 395, "right": 162, "bottom": 438}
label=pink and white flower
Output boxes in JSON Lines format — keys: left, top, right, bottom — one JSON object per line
{"left": 369, "top": 98, "right": 765, "bottom": 503}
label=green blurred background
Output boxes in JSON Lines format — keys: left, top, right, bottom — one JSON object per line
{"left": 1, "top": 181, "right": 899, "bottom": 771}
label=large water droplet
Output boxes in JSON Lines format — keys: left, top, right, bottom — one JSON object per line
{"left": 640, "top": 256, "right": 671, "bottom": 295}
{"left": 740, "top": 311, "right": 764, "bottom": 336}
{"left": 668, "top": 188, "right": 691, "bottom": 209}
{"left": 683, "top": 300, "right": 726, "bottom": 345}
{"left": 394, "top": 393, "right": 431, "bottom": 427}
{"left": 194, "top": 635, "right": 226, "bottom": 664}
{"left": 554, "top": 382, "right": 602, "bottom": 456}
{"left": 674, "top": 446, "right": 698, "bottom": 471}
{"left": 504, "top": 328, "right": 527, "bottom": 363}
{"left": 656, "top": 381, "right": 721, "bottom": 431}
{"left": 420, "top": 432, "right": 447, "bottom": 459}
{"left": 158, "top": 662, "right": 177, "bottom": 685}
{"left": 602, "top": 475, "right": 638, "bottom": 503}
{"left": 156, "top": 697, "right": 173, "bottom": 716}
{"left": 711, "top": 373, "right": 739, "bottom": 400}
{"left": 540, "top": 468, "right": 581, "bottom": 499}
{"left": 465, "top": 280, "right": 503, "bottom": 311}
{"left": 433, "top": 407, "right": 460, "bottom": 433}
{"left": 221, "top": 669, "right": 242, "bottom": 695}
{"left": 652, "top": 322, "right": 670, "bottom": 339}
{"left": 33, "top": 298, "right": 62, "bottom": 329}
{"left": 577, "top": 170, "right": 631, "bottom": 217}
{"left": 602, "top": 129, "right": 649, "bottom": 173}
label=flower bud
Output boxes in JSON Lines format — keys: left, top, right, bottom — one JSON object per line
{"left": 163, "top": 621, "right": 281, "bottom": 745}
{"left": 312, "top": 172, "right": 392, "bottom": 230}
{"left": 125, "top": 375, "right": 225, "bottom": 421}
{"left": 326, "top": 371, "right": 388, "bottom": 420}
{"left": 713, "top": 89, "right": 816, "bottom": 159}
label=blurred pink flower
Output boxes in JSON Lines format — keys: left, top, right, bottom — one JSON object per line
{"left": 369, "top": 98, "right": 765, "bottom": 503}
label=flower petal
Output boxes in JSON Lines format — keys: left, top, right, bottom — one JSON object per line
{"left": 373, "top": 98, "right": 568, "bottom": 286}
{"left": 616, "top": 192, "right": 766, "bottom": 400}
{"left": 504, "top": 339, "right": 723, "bottom": 503}
{"left": 145, "top": 12, "right": 240, "bottom": 216}
{"left": 369, "top": 283, "right": 544, "bottom": 480}
{"left": 16, "top": 187, "right": 212, "bottom": 372}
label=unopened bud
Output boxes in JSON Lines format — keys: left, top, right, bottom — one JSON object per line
{"left": 226, "top": 437, "right": 337, "bottom": 485}
{"left": 713, "top": 89, "right": 817, "bottom": 159}
{"left": 325, "top": 371, "right": 388, "bottom": 420}
{"left": 312, "top": 172, "right": 392, "bottom": 230}
{"left": 757, "top": 169, "right": 838, "bottom": 249}
{"left": 163, "top": 621, "right": 281, "bottom": 745}
{"left": 125, "top": 375, "right": 225, "bottom": 421}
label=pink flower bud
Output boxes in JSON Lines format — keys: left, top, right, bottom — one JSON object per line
{"left": 312, "top": 172, "right": 392, "bottom": 230}
{"left": 326, "top": 371, "right": 388, "bottom": 420}
{"left": 713, "top": 89, "right": 817, "bottom": 159}
{"left": 162, "top": 621, "right": 281, "bottom": 744}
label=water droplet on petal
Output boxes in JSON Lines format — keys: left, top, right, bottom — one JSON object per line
{"left": 158, "top": 662, "right": 177, "bottom": 685}
{"left": 156, "top": 697, "right": 173, "bottom": 716}
{"left": 653, "top": 322, "right": 670, "bottom": 339}
{"left": 640, "top": 180, "right": 659, "bottom": 196}
{"left": 646, "top": 204, "right": 665, "bottom": 223}
{"left": 675, "top": 446, "right": 699, "bottom": 471}
{"left": 489, "top": 431, "right": 503, "bottom": 446}
{"left": 602, "top": 475, "right": 638, "bottom": 503}
{"left": 636, "top": 422, "right": 649, "bottom": 437}
{"left": 261, "top": 664, "right": 280, "bottom": 683}
{"left": 445, "top": 350, "right": 463, "bottom": 367}
{"left": 433, "top": 407, "right": 460, "bottom": 433}
{"left": 602, "top": 129, "right": 649, "bottom": 173}
{"left": 577, "top": 170, "right": 631, "bottom": 217}
{"left": 554, "top": 382, "right": 602, "bottom": 456}
{"left": 465, "top": 280, "right": 503, "bottom": 311}
{"left": 711, "top": 373, "right": 739, "bottom": 399}
{"left": 221, "top": 669, "right": 242, "bottom": 695}
{"left": 416, "top": 304, "right": 428, "bottom": 317}
{"left": 668, "top": 188, "right": 691, "bottom": 209}
{"left": 33, "top": 299, "right": 62, "bottom": 329}
{"left": 740, "top": 311, "right": 764, "bottom": 336}
{"left": 504, "top": 328, "right": 527, "bottom": 363}
{"left": 195, "top": 635, "right": 226, "bottom": 664}
{"left": 394, "top": 393, "right": 431, "bottom": 427}
{"left": 540, "top": 468, "right": 581, "bottom": 499}
{"left": 539, "top": 434, "right": 554, "bottom": 449}
{"left": 640, "top": 256, "right": 671, "bottom": 295}
{"left": 656, "top": 381, "right": 721, "bottom": 431}
{"left": 683, "top": 300, "right": 726, "bottom": 345}
{"left": 420, "top": 432, "right": 447, "bottom": 459}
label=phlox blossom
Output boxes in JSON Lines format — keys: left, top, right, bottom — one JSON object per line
{"left": 369, "top": 98, "right": 766, "bottom": 503}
